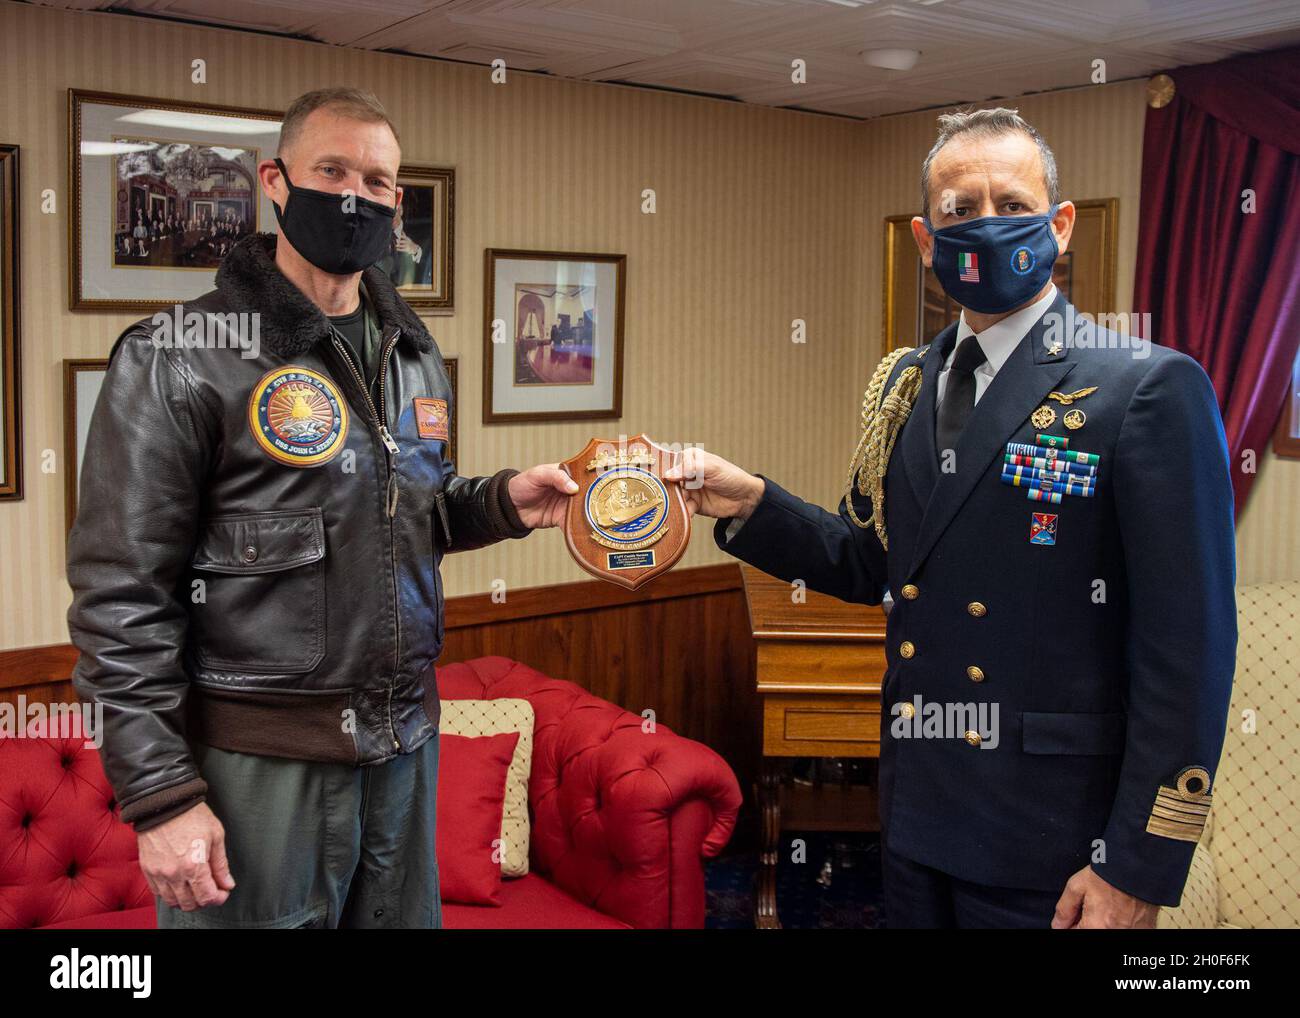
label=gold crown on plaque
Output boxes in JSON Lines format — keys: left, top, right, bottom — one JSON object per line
{"left": 586, "top": 447, "right": 655, "bottom": 472}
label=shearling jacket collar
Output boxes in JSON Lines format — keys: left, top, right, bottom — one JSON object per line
{"left": 213, "top": 231, "right": 434, "bottom": 359}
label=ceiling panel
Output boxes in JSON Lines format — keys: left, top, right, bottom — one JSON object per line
{"left": 38, "top": 0, "right": 1300, "bottom": 118}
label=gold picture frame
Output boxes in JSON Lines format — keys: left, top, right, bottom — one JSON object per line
{"left": 1274, "top": 351, "right": 1300, "bottom": 460}
{"left": 63, "top": 358, "right": 109, "bottom": 531}
{"left": 68, "top": 88, "right": 283, "bottom": 311}
{"left": 443, "top": 355, "right": 459, "bottom": 469}
{"left": 0, "top": 144, "right": 20, "bottom": 501}
{"left": 381, "top": 164, "right": 455, "bottom": 311}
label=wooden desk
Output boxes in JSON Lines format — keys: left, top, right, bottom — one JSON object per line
{"left": 740, "top": 565, "right": 889, "bottom": 929}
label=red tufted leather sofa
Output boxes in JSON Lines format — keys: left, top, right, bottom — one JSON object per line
{"left": 0, "top": 656, "right": 742, "bottom": 930}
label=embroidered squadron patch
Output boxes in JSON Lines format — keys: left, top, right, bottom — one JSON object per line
{"left": 414, "top": 397, "right": 450, "bottom": 441}
{"left": 247, "top": 366, "right": 348, "bottom": 468}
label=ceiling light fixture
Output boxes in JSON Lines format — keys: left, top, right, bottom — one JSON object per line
{"left": 861, "top": 48, "right": 921, "bottom": 71}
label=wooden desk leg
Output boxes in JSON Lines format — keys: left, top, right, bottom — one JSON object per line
{"left": 755, "top": 757, "right": 783, "bottom": 929}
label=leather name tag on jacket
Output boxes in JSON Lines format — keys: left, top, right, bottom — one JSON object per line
{"left": 559, "top": 434, "right": 690, "bottom": 591}
{"left": 413, "top": 398, "right": 449, "bottom": 441}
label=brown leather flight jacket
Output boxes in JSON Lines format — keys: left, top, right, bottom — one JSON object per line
{"left": 66, "top": 233, "right": 530, "bottom": 833}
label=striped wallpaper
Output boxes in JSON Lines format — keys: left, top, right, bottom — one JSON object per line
{"left": 0, "top": 1, "right": 1294, "bottom": 651}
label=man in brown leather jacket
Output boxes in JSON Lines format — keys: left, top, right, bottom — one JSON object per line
{"left": 66, "top": 87, "right": 577, "bottom": 929}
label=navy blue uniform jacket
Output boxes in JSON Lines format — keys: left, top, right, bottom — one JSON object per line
{"left": 715, "top": 294, "right": 1236, "bottom": 906}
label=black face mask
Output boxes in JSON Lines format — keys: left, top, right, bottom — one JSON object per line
{"left": 272, "top": 157, "right": 396, "bottom": 275}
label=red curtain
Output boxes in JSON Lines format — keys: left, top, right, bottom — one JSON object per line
{"left": 1133, "top": 46, "right": 1300, "bottom": 517}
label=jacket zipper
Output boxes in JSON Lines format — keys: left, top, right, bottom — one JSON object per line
{"left": 330, "top": 327, "right": 404, "bottom": 752}
{"left": 435, "top": 490, "right": 452, "bottom": 547}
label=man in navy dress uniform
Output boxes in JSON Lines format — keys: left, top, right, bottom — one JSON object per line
{"left": 666, "top": 108, "right": 1237, "bottom": 928}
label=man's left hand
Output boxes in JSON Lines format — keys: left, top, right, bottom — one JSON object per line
{"left": 507, "top": 465, "right": 579, "bottom": 529}
{"left": 1052, "top": 865, "right": 1159, "bottom": 929}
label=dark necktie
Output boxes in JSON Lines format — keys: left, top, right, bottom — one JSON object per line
{"left": 935, "top": 334, "right": 988, "bottom": 458}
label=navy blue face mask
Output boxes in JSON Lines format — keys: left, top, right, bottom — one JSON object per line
{"left": 924, "top": 204, "right": 1060, "bottom": 314}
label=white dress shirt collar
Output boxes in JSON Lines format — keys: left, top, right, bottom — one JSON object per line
{"left": 950, "top": 284, "right": 1059, "bottom": 372}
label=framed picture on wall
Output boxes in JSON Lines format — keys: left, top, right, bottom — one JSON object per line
{"left": 68, "top": 89, "right": 282, "bottom": 311}
{"left": 375, "top": 165, "right": 454, "bottom": 311}
{"left": 63, "top": 359, "right": 108, "bottom": 531}
{"left": 1274, "top": 349, "right": 1300, "bottom": 459}
{"left": 482, "top": 249, "right": 625, "bottom": 424}
{"left": 0, "top": 144, "right": 21, "bottom": 501}
{"left": 882, "top": 198, "right": 1118, "bottom": 353}
{"left": 443, "top": 355, "right": 459, "bottom": 469}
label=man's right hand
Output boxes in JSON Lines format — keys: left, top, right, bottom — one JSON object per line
{"left": 137, "top": 802, "right": 235, "bottom": 911}
{"left": 664, "top": 448, "right": 765, "bottom": 521}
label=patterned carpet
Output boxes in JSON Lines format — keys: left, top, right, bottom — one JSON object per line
{"left": 704, "top": 830, "right": 885, "bottom": 929}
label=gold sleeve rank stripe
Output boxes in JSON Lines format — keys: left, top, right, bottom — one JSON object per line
{"left": 1146, "top": 766, "right": 1213, "bottom": 843}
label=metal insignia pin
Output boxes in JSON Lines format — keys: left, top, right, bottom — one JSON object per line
{"left": 1048, "top": 387, "right": 1098, "bottom": 405}
{"left": 1029, "top": 512, "right": 1058, "bottom": 545}
{"left": 1063, "top": 408, "right": 1087, "bottom": 430}
{"left": 1030, "top": 404, "right": 1056, "bottom": 429}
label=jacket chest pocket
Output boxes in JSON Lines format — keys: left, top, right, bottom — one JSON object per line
{"left": 188, "top": 507, "right": 326, "bottom": 674}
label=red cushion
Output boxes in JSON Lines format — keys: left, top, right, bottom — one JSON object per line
{"left": 442, "top": 873, "right": 632, "bottom": 929}
{"left": 0, "top": 715, "right": 153, "bottom": 930}
{"left": 40, "top": 906, "right": 157, "bottom": 930}
{"left": 435, "top": 656, "right": 743, "bottom": 927}
{"left": 436, "top": 731, "right": 519, "bottom": 906}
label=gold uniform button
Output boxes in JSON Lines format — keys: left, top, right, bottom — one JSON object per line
{"left": 901, "top": 584, "right": 919, "bottom": 600}
{"left": 967, "top": 666, "right": 985, "bottom": 683}
{"left": 967, "top": 601, "right": 987, "bottom": 618}
{"left": 964, "top": 730, "right": 982, "bottom": 747}
{"left": 899, "top": 640, "right": 915, "bottom": 659}
{"left": 899, "top": 702, "right": 915, "bottom": 719}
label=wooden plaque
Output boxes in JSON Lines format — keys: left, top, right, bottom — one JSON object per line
{"left": 559, "top": 434, "right": 690, "bottom": 590}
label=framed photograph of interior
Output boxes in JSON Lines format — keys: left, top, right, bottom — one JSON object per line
{"left": 483, "top": 249, "right": 625, "bottom": 423}
{"left": 63, "top": 359, "right": 108, "bottom": 531}
{"left": 374, "top": 165, "right": 454, "bottom": 310}
{"left": 0, "top": 144, "right": 20, "bottom": 501}
{"left": 68, "top": 89, "right": 282, "bottom": 311}
{"left": 882, "top": 198, "right": 1118, "bottom": 353}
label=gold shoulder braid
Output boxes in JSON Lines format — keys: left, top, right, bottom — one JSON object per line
{"left": 844, "top": 346, "right": 924, "bottom": 550}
